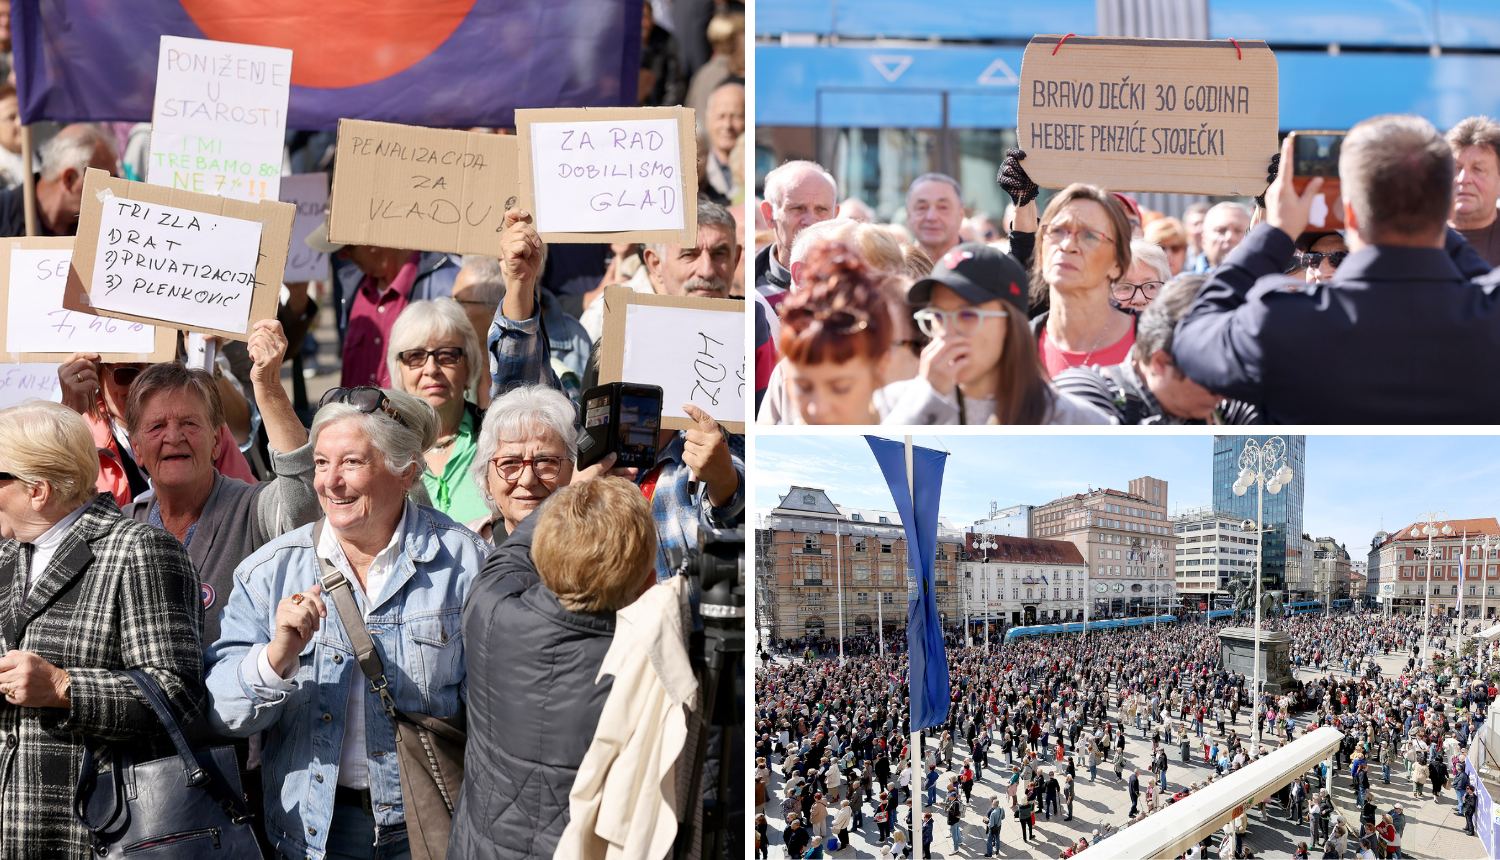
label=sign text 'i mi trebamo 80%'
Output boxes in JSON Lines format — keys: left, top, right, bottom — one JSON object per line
{"left": 1016, "top": 36, "right": 1279, "bottom": 196}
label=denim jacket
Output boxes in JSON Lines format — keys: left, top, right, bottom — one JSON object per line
{"left": 204, "top": 502, "right": 489, "bottom": 860}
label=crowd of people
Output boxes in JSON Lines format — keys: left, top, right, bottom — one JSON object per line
{"left": 753, "top": 111, "right": 1500, "bottom": 425}
{"left": 0, "top": 8, "right": 748, "bottom": 853}
{"left": 755, "top": 609, "right": 1494, "bottom": 859}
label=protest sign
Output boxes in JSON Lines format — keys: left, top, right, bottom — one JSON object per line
{"left": 0, "top": 237, "right": 174, "bottom": 363}
{"left": 65, "top": 169, "right": 294, "bottom": 341}
{"left": 148, "top": 35, "right": 293, "bottom": 202}
{"left": 516, "top": 106, "right": 697, "bottom": 244}
{"left": 597, "top": 286, "right": 743, "bottom": 432}
{"left": 281, "top": 172, "right": 330, "bottom": 282}
{"left": 1016, "top": 36, "right": 1278, "bottom": 196}
{"left": 0, "top": 364, "right": 62, "bottom": 409}
{"left": 328, "top": 120, "right": 519, "bottom": 257}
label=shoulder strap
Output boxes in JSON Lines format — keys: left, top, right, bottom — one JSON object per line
{"left": 312, "top": 520, "right": 394, "bottom": 714}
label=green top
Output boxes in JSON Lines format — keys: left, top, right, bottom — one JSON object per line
{"left": 422, "top": 407, "right": 490, "bottom": 526}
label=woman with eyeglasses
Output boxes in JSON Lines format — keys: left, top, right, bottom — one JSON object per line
{"left": 386, "top": 298, "right": 491, "bottom": 526}
{"left": 1112, "top": 240, "right": 1173, "bottom": 312}
{"left": 1144, "top": 217, "right": 1189, "bottom": 276}
{"left": 880, "top": 242, "right": 1110, "bottom": 425}
{"left": 1029, "top": 184, "right": 1138, "bottom": 377}
{"left": 1288, "top": 232, "right": 1349, "bottom": 286}
{"left": 206, "top": 385, "right": 491, "bottom": 860}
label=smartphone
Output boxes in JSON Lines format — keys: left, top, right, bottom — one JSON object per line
{"left": 1287, "top": 131, "right": 1346, "bottom": 231}
{"left": 577, "top": 382, "right": 663, "bottom": 470}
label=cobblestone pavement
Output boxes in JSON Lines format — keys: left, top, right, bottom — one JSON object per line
{"left": 756, "top": 648, "right": 1488, "bottom": 859}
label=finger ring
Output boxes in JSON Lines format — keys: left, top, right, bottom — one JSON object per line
{"left": 291, "top": 593, "right": 305, "bottom": 605}
{"left": 76, "top": 374, "right": 84, "bottom": 383}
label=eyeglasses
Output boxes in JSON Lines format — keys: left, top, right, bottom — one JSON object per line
{"left": 396, "top": 347, "right": 465, "bottom": 369}
{"left": 108, "top": 366, "right": 144, "bottom": 388}
{"left": 490, "top": 456, "right": 566, "bottom": 483}
{"left": 0, "top": 472, "right": 20, "bottom": 482}
{"left": 1041, "top": 224, "right": 1116, "bottom": 253}
{"left": 1291, "top": 251, "right": 1347, "bottom": 271}
{"left": 913, "top": 307, "right": 1009, "bottom": 338}
{"left": 318, "top": 386, "right": 410, "bottom": 428}
{"left": 781, "top": 306, "right": 870, "bottom": 334}
{"left": 1110, "top": 281, "right": 1164, "bottom": 302}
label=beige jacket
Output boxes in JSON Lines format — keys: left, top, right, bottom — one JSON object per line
{"left": 553, "top": 576, "right": 699, "bottom": 860}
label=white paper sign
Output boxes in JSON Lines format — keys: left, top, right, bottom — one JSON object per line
{"left": 6, "top": 248, "right": 156, "bottom": 354}
{"left": 280, "top": 172, "right": 330, "bottom": 282}
{"left": 0, "top": 364, "right": 62, "bottom": 409}
{"left": 620, "top": 304, "right": 744, "bottom": 424}
{"left": 88, "top": 199, "right": 264, "bottom": 335}
{"left": 529, "top": 118, "right": 685, "bottom": 234}
{"left": 148, "top": 35, "right": 292, "bottom": 202}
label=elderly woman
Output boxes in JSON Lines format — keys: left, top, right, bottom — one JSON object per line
{"left": 0, "top": 402, "right": 205, "bottom": 858}
{"left": 205, "top": 387, "right": 490, "bottom": 860}
{"left": 1029, "top": 184, "right": 1137, "bottom": 377}
{"left": 1111, "top": 240, "right": 1173, "bottom": 312}
{"left": 387, "top": 297, "right": 490, "bottom": 525}
{"left": 1144, "top": 217, "right": 1189, "bottom": 276}
{"left": 112, "top": 320, "right": 318, "bottom": 648}
{"left": 465, "top": 384, "right": 632, "bottom": 544}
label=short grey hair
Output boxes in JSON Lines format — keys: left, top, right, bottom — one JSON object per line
{"left": 906, "top": 173, "right": 963, "bottom": 206}
{"left": 310, "top": 388, "right": 440, "bottom": 481}
{"left": 762, "top": 159, "right": 837, "bottom": 209}
{"left": 1128, "top": 239, "right": 1172, "bottom": 284}
{"left": 386, "top": 298, "right": 485, "bottom": 394}
{"left": 1203, "top": 202, "right": 1250, "bottom": 227}
{"left": 458, "top": 255, "right": 507, "bottom": 305}
{"left": 1132, "top": 273, "right": 1208, "bottom": 366}
{"left": 1447, "top": 115, "right": 1500, "bottom": 162}
{"left": 40, "top": 123, "right": 115, "bottom": 181}
{"left": 1342, "top": 114, "right": 1454, "bottom": 244}
{"left": 469, "top": 385, "right": 579, "bottom": 515}
{"left": 649, "top": 196, "right": 740, "bottom": 258}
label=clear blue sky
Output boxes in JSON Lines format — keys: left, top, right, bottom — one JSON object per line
{"left": 755, "top": 434, "right": 1500, "bottom": 559}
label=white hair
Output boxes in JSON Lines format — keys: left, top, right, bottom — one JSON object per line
{"left": 1128, "top": 240, "right": 1172, "bottom": 283}
{"left": 386, "top": 298, "right": 485, "bottom": 394}
{"left": 790, "top": 218, "right": 858, "bottom": 266}
{"left": 457, "top": 255, "right": 507, "bottom": 305}
{"left": 469, "top": 385, "right": 579, "bottom": 516}
{"left": 40, "top": 124, "right": 115, "bottom": 181}
{"left": 1204, "top": 201, "right": 1251, "bottom": 225}
{"left": 762, "top": 159, "right": 838, "bottom": 210}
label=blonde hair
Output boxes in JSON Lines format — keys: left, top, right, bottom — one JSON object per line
{"left": 790, "top": 219, "right": 907, "bottom": 276}
{"left": 0, "top": 401, "right": 99, "bottom": 506}
{"left": 1143, "top": 216, "right": 1187, "bottom": 250}
{"left": 1128, "top": 239, "right": 1172, "bottom": 283}
{"left": 531, "top": 477, "right": 656, "bottom": 613}
{"left": 386, "top": 298, "right": 485, "bottom": 395}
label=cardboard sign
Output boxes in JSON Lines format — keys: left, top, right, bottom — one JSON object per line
{"left": 65, "top": 168, "right": 294, "bottom": 342}
{"left": 328, "top": 120, "right": 519, "bottom": 257}
{"left": 148, "top": 35, "right": 293, "bottom": 202}
{"left": 597, "top": 286, "right": 743, "bottom": 432}
{"left": 1016, "top": 36, "right": 1279, "bottom": 196}
{"left": 0, "top": 238, "right": 174, "bottom": 363}
{"left": 0, "top": 364, "right": 63, "bottom": 409}
{"left": 280, "top": 172, "right": 330, "bottom": 282}
{"left": 516, "top": 106, "right": 697, "bottom": 244}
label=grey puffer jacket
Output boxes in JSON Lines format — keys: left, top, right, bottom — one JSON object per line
{"left": 447, "top": 513, "right": 617, "bottom": 860}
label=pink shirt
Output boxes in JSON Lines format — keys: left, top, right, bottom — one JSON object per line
{"left": 341, "top": 252, "right": 421, "bottom": 388}
{"left": 1038, "top": 324, "right": 1135, "bottom": 377}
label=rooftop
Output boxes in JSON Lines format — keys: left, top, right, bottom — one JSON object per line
{"left": 963, "top": 533, "right": 1087, "bottom": 565}
{"left": 1382, "top": 518, "right": 1500, "bottom": 546}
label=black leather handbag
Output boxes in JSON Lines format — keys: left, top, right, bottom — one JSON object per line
{"left": 71, "top": 669, "right": 264, "bottom": 858}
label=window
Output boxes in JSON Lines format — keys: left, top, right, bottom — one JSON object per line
{"left": 1097, "top": 584, "right": 1108, "bottom": 593}
{"left": 856, "top": 592, "right": 868, "bottom": 603}
{"left": 803, "top": 493, "right": 815, "bottom": 504}
{"left": 879, "top": 516, "right": 890, "bottom": 524}
{"left": 1470, "top": 586, "right": 1477, "bottom": 596}
{"left": 1490, "top": 586, "right": 1495, "bottom": 597}
{"left": 851, "top": 514, "right": 862, "bottom": 522}
{"left": 1066, "top": 588, "right": 1072, "bottom": 599}
{"left": 1014, "top": 588, "right": 1020, "bottom": 599}
{"left": 804, "top": 534, "right": 819, "bottom": 551}
{"left": 854, "top": 539, "right": 866, "bottom": 552}
{"left": 881, "top": 542, "right": 894, "bottom": 554}
{"left": 1026, "top": 588, "right": 1033, "bottom": 599}
{"left": 1054, "top": 588, "right": 1060, "bottom": 599}
{"left": 882, "top": 592, "right": 894, "bottom": 604}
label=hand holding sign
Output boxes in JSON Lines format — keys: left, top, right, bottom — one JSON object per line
{"left": 58, "top": 353, "right": 102, "bottom": 415}
{"left": 1264, "top": 136, "right": 1324, "bottom": 241}
{"left": 499, "top": 209, "right": 543, "bottom": 323}
{"left": 247, "top": 319, "right": 289, "bottom": 386}
{"left": 681, "top": 403, "right": 736, "bottom": 508}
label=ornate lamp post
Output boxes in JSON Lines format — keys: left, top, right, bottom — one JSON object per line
{"left": 1232, "top": 436, "right": 1294, "bottom": 758}
{"left": 1415, "top": 511, "right": 1452, "bottom": 667}
{"left": 974, "top": 533, "right": 997, "bottom": 651}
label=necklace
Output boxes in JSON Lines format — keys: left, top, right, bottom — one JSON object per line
{"left": 431, "top": 433, "right": 459, "bottom": 451}
{"left": 1061, "top": 315, "right": 1113, "bottom": 369}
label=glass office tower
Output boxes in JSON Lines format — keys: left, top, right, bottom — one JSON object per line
{"left": 1212, "top": 436, "right": 1307, "bottom": 596}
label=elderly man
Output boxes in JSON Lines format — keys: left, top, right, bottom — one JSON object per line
{"left": 1174, "top": 114, "right": 1500, "bottom": 423}
{"left": 1448, "top": 115, "right": 1500, "bottom": 266}
{"left": 906, "top": 172, "right": 965, "bottom": 263}
{"left": 642, "top": 198, "right": 741, "bottom": 299}
{"left": 703, "top": 80, "right": 744, "bottom": 203}
{"left": 1189, "top": 202, "right": 1251, "bottom": 272}
{"left": 0, "top": 123, "right": 119, "bottom": 236}
{"left": 1054, "top": 274, "right": 1256, "bottom": 424}
{"left": 456, "top": 254, "right": 589, "bottom": 396}
{"left": 756, "top": 160, "right": 838, "bottom": 295}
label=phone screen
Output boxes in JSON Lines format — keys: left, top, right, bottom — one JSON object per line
{"left": 1292, "top": 133, "right": 1344, "bottom": 178}
{"left": 617, "top": 393, "right": 662, "bottom": 454}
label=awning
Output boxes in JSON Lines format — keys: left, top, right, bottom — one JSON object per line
{"left": 1075, "top": 726, "right": 1346, "bottom": 860}
{"left": 1478, "top": 625, "right": 1500, "bottom": 642}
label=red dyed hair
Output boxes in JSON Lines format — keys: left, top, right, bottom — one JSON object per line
{"left": 778, "top": 240, "right": 894, "bottom": 368}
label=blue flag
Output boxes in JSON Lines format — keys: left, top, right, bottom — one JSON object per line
{"left": 13, "top": 0, "right": 640, "bottom": 129}
{"left": 864, "top": 435, "right": 950, "bottom": 731}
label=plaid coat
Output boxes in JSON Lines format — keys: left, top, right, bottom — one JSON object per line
{"left": 0, "top": 494, "right": 205, "bottom": 859}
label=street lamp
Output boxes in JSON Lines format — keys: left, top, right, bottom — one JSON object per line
{"left": 1232, "top": 436, "right": 1294, "bottom": 758}
{"left": 1416, "top": 511, "right": 1452, "bottom": 667}
{"left": 974, "top": 534, "right": 997, "bottom": 651}
{"left": 1483, "top": 534, "right": 1496, "bottom": 672}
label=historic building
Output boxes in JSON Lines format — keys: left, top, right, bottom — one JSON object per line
{"left": 960, "top": 533, "right": 1089, "bottom": 627}
{"left": 1369, "top": 518, "right": 1500, "bottom": 618}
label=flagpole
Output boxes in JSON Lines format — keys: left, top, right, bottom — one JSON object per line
{"left": 21, "top": 125, "right": 36, "bottom": 237}
{"left": 1459, "top": 529, "right": 1467, "bottom": 665}
{"left": 836, "top": 517, "right": 845, "bottom": 666}
{"left": 906, "top": 434, "right": 924, "bottom": 860}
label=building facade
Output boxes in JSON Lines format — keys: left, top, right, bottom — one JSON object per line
{"left": 960, "top": 533, "right": 1088, "bottom": 628}
{"left": 1313, "top": 537, "right": 1353, "bottom": 605}
{"left": 972, "top": 503, "right": 1034, "bottom": 538}
{"left": 1369, "top": 518, "right": 1500, "bottom": 618}
{"left": 1171, "top": 507, "right": 1259, "bottom": 608}
{"left": 1031, "top": 476, "right": 1176, "bottom": 619}
{"left": 1212, "top": 435, "right": 1307, "bottom": 595}
{"left": 1366, "top": 531, "right": 1388, "bottom": 604}
{"left": 756, "top": 487, "right": 964, "bottom": 641}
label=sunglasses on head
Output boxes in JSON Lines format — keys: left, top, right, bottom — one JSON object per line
{"left": 107, "top": 366, "right": 144, "bottom": 387}
{"left": 318, "top": 386, "right": 410, "bottom": 428}
{"left": 782, "top": 306, "right": 870, "bottom": 335}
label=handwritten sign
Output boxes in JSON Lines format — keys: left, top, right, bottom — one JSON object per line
{"left": 0, "top": 365, "right": 62, "bottom": 409}
{"left": 516, "top": 106, "right": 697, "bottom": 244}
{"left": 328, "top": 120, "right": 518, "bottom": 257}
{"left": 1016, "top": 36, "right": 1279, "bottom": 195}
{"left": 280, "top": 172, "right": 330, "bottom": 282}
{"left": 148, "top": 36, "right": 292, "bottom": 202}
{"left": 598, "top": 286, "right": 744, "bottom": 432}
{"left": 0, "top": 238, "right": 174, "bottom": 362}
{"left": 66, "top": 169, "right": 294, "bottom": 341}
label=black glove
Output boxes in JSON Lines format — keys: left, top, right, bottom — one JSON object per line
{"left": 1254, "top": 151, "right": 1280, "bottom": 210}
{"left": 997, "top": 148, "right": 1039, "bottom": 208}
